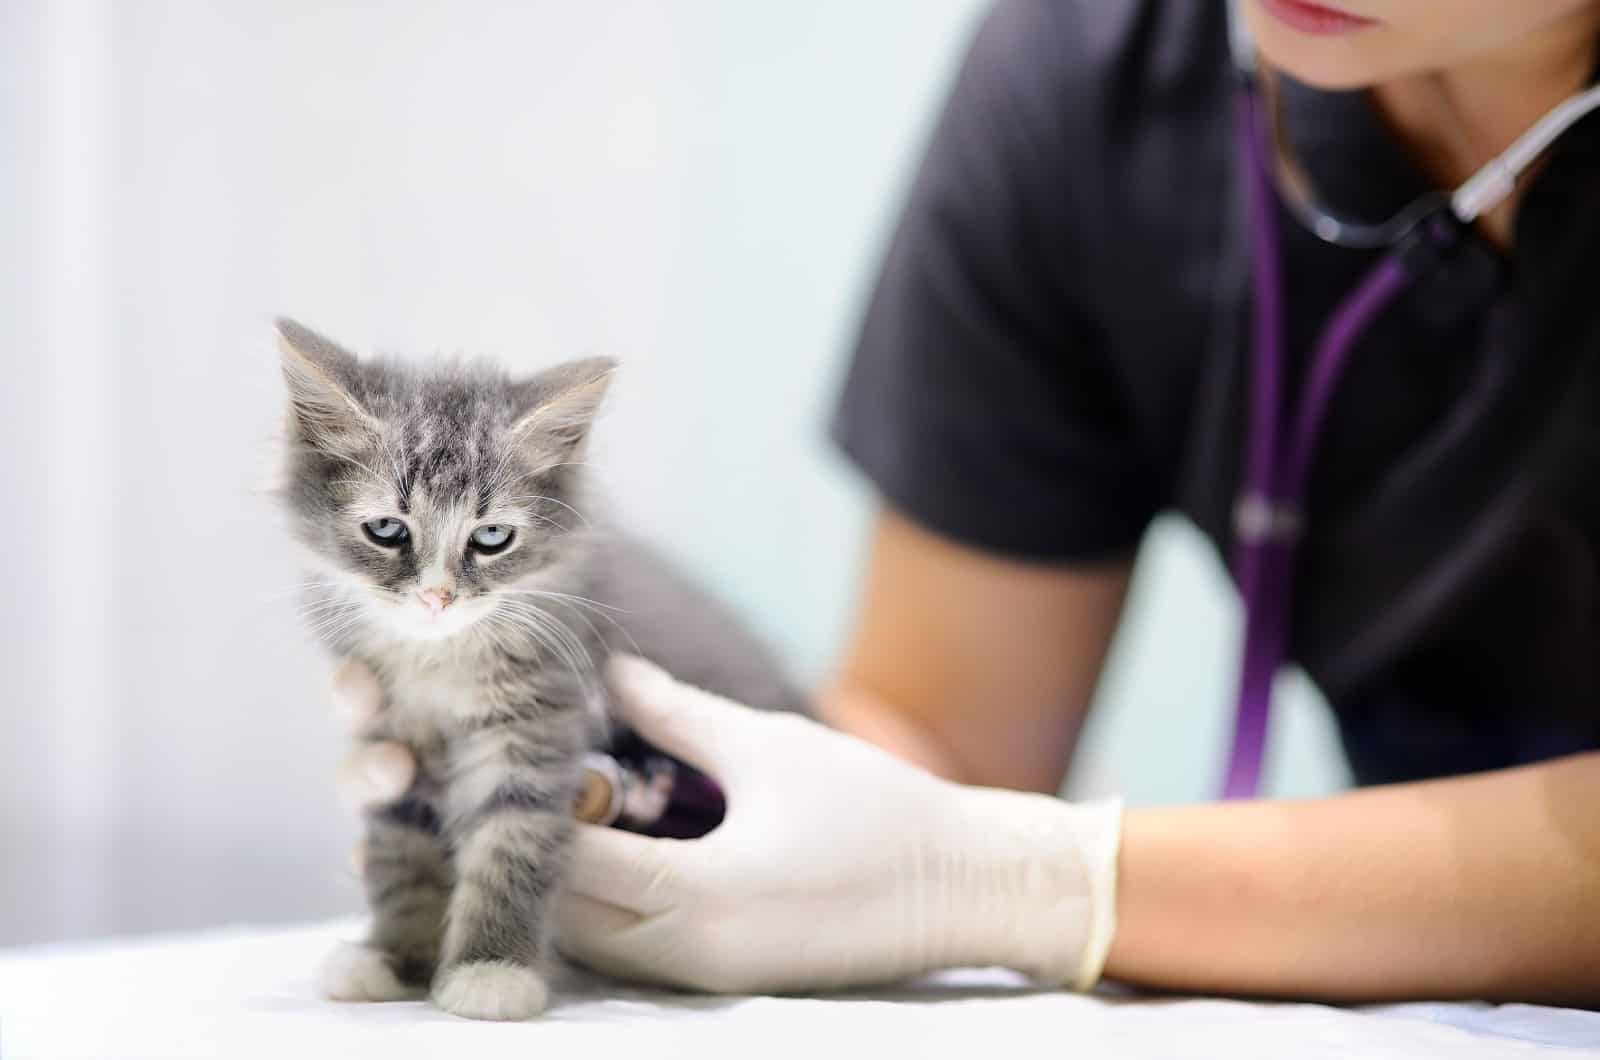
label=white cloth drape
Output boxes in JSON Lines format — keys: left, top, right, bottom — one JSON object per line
{"left": 5, "top": 920, "right": 1595, "bottom": 1057}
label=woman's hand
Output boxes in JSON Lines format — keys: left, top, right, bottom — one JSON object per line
{"left": 558, "top": 656, "right": 1122, "bottom": 994}
{"left": 330, "top": 655, "right": 1123, "bottom": 995}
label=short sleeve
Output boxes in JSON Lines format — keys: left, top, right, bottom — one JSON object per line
{"left": 829, "top": 0, "right": 1159, "bottom": 563}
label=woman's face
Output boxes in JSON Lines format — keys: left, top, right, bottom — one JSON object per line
{"left": 1245, "top": 0, "right": 1600, "bottom": 88}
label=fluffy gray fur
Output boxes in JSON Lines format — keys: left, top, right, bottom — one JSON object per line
{"left": 273, "top": 318, "right": 802, "bottom": 1020}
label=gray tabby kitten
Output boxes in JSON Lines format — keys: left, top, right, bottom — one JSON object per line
{"left": 273, "top": 319, "right": 801, "bottom": 1020}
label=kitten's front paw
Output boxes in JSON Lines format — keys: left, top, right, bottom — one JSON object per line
{"left": 317, "top": 941, "right": 426, "bottom": 1003}
{"left": 433, "top": 961, "right": 549, "bottom": 1021}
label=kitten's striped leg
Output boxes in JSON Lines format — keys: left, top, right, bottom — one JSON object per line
{"left": 433, "top": 724, "right": 581, "bottom": 1021}
{"left": 319, "top": 796, "right": 452, "bottom": 1002}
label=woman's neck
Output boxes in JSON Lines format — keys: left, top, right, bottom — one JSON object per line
{"left": 1372, "top": 8, "right": 1600, "bottom": 248}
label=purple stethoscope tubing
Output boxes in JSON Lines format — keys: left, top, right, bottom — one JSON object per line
{"left": 1219, "top": 33, "right": 1600, "bottom": 798}
{"left": 1222, "top": 81, "right": 1445, "bottom": 800}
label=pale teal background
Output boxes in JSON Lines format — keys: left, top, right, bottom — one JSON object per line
{"left": 2, "top": 0, "right": 1346, "bottom": 946}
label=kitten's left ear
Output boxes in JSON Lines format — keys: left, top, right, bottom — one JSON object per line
{"left": 509, "top": 356, "right": 618, "bottom": 464}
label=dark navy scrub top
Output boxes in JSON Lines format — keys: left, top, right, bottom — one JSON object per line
{"left": 830, "top": 0, "right": 1600, "bottom": 786}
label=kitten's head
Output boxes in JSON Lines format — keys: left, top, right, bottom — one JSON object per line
{"left": 274, "top": 318, "right": 614, "bottom": 643}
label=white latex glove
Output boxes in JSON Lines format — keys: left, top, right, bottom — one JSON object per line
{"left": 557, "top": 656, "right": 1123, "bottom": 994}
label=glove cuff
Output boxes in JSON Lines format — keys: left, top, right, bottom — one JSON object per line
{"left": 1064, "top": 796, "right": 1122, "bottom": 990}
{"left": 950, "top": 788, "right": 1124, "bottom": 990}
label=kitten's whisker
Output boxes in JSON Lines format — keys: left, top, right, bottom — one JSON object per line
{"left": 382, "top": 440, "right": 409, "bottom": 498}
{"left": 539, "top": 496, "right": 590, "bottom": 528}
{"left": 488, "top": 601, "right": 596, "bottom": 688}
{"left": 305, "top": 609, "right": 363, "bottom": 644}
{"left": 257, "top": 580, "right": 347, "bottom": 604}
{"left": 526, "top": 599, "right": 608, "bottom": 665}
{"left": 526, "top": 513, "right": 572, "bottom": 534}
{"left": 298, "top": 611, "right": 360, "bottom": 633}
{"left": 487, "top": 615, "right": 562, "bottom": 672}
{"left": 293, "top": 591, "right": 357, "bottom": 610}
{"left": 526, "top": 460, "right": 590, "bottom": 477}
{"left": 296, "top": 603, "right": 356, "bottom": 623}
{"left": 299, "top": 596, "right": 358, "bottom": 618}
{"left": 290, "top": 585, "right": 398, "bottom": 619}
{"left": 506, "top": 494, "right": 590, "bottom": 529}
{"left": 488, "top": 589, "right": 627, "bottom": 614}
{"left": 496, "top": 502, "right": 573, "bottom": 533}
{"left": 286, "top": 446, "right": 386, "bottom": 484}
{"left": 482, "top": 612, "right": 587, "bottom": 693}
{"left": 500, "top": 604, "right": 590, "bottom": 672}
{"left": 487, "top": 589, "right": 641, "bottom": 656}
{"left": 484, "top": 444, "right": 523, "bottom": 499}
{"left": 310, "top": 609, "right": 358, "bottom": 634}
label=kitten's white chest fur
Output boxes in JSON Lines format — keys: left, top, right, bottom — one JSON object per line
{"left": 372, "top": 643, "right": 495, "bottom": 746}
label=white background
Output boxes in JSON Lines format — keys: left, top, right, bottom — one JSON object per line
{"left": 1, "top": 0, "right": 1346, "bottom": 947}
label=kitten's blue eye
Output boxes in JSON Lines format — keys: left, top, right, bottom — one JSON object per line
{"left": 362, "top": 518, "right": 409, "bottom": 546}
{"left": 470, "top": 524, "right": 513, "bottom": 554}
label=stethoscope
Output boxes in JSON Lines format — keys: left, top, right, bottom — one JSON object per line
{"left": 1220, "top": 3, "right": 1600, "bottom": 799}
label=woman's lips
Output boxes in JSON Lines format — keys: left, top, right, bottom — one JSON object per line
{"left": 1258, "top": 0, "right": 1380, "bottom": 36}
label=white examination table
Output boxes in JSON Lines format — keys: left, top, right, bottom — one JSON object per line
{"left": 2, "top": 919, "right": 1597, "bottom": 1058}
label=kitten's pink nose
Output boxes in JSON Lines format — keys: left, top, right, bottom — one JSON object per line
{"left": 416, "top": 587, "right": 455, "bottom": 616}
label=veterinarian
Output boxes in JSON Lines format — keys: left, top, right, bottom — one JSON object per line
{"left": 340, "top": 0, "right": 1600, "bottom": 1004}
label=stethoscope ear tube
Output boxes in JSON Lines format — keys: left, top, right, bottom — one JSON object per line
{"left": 1451, "top": 84, "right": 1600, "bottom": 222}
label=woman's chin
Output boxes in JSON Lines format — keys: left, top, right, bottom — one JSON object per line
{"left": 1245, "top": 11, "right": 1403, "bottom": 89}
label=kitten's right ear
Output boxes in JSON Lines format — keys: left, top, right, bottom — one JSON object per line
{"left": 275, "top": 317, "right": 376, "bottom": 453}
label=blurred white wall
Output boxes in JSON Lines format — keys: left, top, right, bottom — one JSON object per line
{"left": 0, "top": 0, "right": 1348, "bottom": 947}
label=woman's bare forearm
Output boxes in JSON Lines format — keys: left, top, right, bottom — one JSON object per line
{"left": 1106, "top": 752, "right": 1600, "bottom": 1006}
{"left": 822, "top": 510, "right": 1130, "bottom": 793}
{"left": 820, "top": 683, "right": 986, "bottom": 784}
